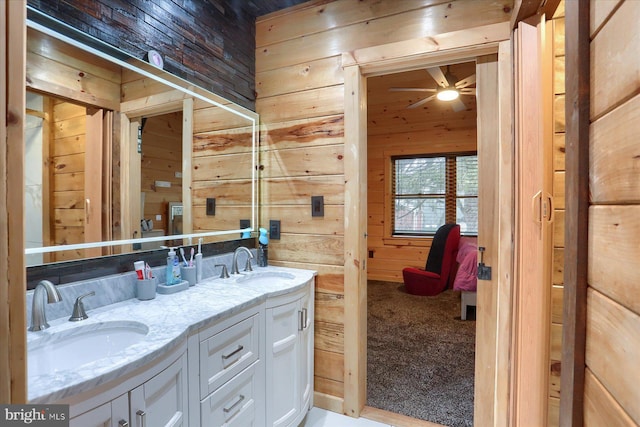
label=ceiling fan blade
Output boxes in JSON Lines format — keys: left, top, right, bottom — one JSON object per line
{"left": 407, "top": 94, "right": 437, "bottom": 109}
{"left": 450, "top": 97, "right": 467, "bottom": 112}
{"left": 455, "top": 74, "right": 476, "bottom": 89}
{"left": 388, "top": 87, "right": 437, "bottom": 92}
{"left": 459, "top": 88, "right": 476, "bottom": 95}
{"left": 427, "top": 67, "right": 449, "bottom": 88}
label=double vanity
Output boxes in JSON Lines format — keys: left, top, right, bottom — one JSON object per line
{"left": 27, "top": 258, "right": 315, "bottom": 427}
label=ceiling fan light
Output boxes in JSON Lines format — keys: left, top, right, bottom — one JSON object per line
{"left": 436, "top": 88, "right": 459, "bottom": 101}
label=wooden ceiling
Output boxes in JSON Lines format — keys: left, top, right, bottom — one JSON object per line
{"left": 367, "top": 61, "right": 478, "bottom": 137}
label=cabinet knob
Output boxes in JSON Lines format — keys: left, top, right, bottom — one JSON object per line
{"left": 118, "top": 421, "right": 129, "bottom": 427}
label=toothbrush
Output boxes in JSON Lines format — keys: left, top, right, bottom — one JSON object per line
{"left": 180, "top": 247, "right": 188, "bottom": 267}
{"left": 198, "top": 238, "right": 202, "bottom": 254}
{"left": 189, "top": 248, "right": 194, "bottom": 267}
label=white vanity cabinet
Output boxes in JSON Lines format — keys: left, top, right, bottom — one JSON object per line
{"left": 265, "top": 280, "right": 314, "bottom": 427}
{"left": 68, "top": 349, "right": 189, "bottom": 427}
{"left": 69, "top": 394, "right": 128, "bottom": 427}
{"left": 194, "top": 303, "right": 265, "bottom": 427}
{"left": 129, "top": 352, "right": 189, "bottom": 427}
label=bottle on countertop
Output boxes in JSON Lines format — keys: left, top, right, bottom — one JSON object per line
{"left": 166, "top": 247, "right": 181, "bottom": 285}
{"left": 258, "top": 227, "right": 269, "bottom": 267}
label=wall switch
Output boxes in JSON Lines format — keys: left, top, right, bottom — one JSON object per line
{"left": 311, "top": 196, "right": 324, "bottom": 217}
{"left": 269, "top": 220, "right": 281, "bottom": 240}
{"left": 206, "top": 198, "right": 216, "bottom": 216}
{"left": 155, "top": 214, "right": 162, "bottom": 221}
{"left": 240, "top": 219, "right": 251, "bottom": 238}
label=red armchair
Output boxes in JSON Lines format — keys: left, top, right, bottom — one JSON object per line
{"left": 402, "top": 223, "right": 461, "bottom": 296}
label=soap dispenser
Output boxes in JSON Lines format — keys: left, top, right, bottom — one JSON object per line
{"left": 166, "top": 247, "right": 181, "bottom": 285}
{"left": 258, "top": 227, "right": 269, "bottom": 267}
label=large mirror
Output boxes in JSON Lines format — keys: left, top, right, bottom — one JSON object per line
{"left": 24, "top": 8, "right": 257, "bottom": 266}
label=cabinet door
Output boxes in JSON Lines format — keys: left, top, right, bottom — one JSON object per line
{"left": 299, "top": 286, "right": 314, "bottom": 412}
{"left": 130, "top": 353, "right": 189, "bottom": 427}
{"left": 265, "top": 300, "right": 300, "bottom": 427}
{"left": 69, "top": 394, "right": 129, "bottom": 427}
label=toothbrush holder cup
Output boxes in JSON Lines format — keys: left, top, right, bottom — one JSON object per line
{"left": 181, "top": 265, "right": 197, "bottom": 287}
{"left": 136, "top": 277, "right": 157, "bottom": 300}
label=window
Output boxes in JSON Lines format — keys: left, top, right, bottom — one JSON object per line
{"left": 392, "top": 154, "right": 478, "bottom": 236}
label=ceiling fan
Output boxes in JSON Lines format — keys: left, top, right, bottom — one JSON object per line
{"left": 389, "top": 65, "right": 476, "bottom": 112}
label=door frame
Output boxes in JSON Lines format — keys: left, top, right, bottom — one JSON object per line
{"left": 341, "top": 24, "right": 514, "bottom": 427}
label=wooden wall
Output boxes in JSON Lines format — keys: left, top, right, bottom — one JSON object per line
{"left": 191, "top": 104, "right": 255, "bottom": 240}
{"left": 28, "top": 0, "right": 261, "bottom": 110}
{"left": 141, "top": 112, "right": 183, "bottom": 234}
{"left": 366, "top": 63, "right": 477, "bottom": 282}
{"left": 50, "top": 100, "right": 87, "bottom": 262}
{"left": 548, "top": 4, "right": 565, "bottom": 425}
{"left": 585, "top": 0, "right": 640, "bottom": 425}
{"left": 256, "top": 0, "right": 511, "bottom": 408}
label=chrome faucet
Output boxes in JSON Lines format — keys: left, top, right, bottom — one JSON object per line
{"left": 29, "top": 280, "right": 63, "bottom": 332}
{"left": 231, "top": 247, "right": 254, "bottom": 274}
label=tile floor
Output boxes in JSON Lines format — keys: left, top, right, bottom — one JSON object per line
{"left": 300, "top": 407, "right": 391, "bottom": 427}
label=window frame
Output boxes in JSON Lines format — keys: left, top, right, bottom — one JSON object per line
{"left": 385, "top": 151, "right": 478, "bottom": 240}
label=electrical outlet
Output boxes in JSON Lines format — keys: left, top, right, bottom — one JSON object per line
{"left": 269, "top": 220, "right": 281, "bottom": 240}
{"left": 311, "top": 196, "right": 324, "bottom": 217}
{"left": 206, "top": 198, "right": 215, "bottom": 216}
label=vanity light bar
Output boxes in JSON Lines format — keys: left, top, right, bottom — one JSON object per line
{"left": 24, "top": 229, "right": 253, "bottom": 255}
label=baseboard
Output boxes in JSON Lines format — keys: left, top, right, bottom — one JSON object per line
{"left": 361, "top": 406, "right": 446, "bottom": 427}
{"left": 313, "top": 391, "right": 344, "bottom": 414}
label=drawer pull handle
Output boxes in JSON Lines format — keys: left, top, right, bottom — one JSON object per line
{"left": 136, "top": 410, "right": 146, "bottom": 427}
{"left": 222, "top": 345, "right": 244, "bottom": 360}
{"left": 302, "top": 307, "right": 308, "bottom": 329}
{"left": 118, "top": 421, "right": 129, "bottom": 427}
{"left": 223, "top": 394, "right": 245, "bottom": 413}
{"left": 298, "top": 310, "right": 304, "bottom": 331}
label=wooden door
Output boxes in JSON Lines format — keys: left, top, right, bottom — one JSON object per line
{"left": 474, "top": 43, "right": 515, "bottom": 427}
{"left": 511, "top": 16, "right": 554, "bottom": 426}
{"left": 84, "top": 107, "right": 104, "bottom": 257}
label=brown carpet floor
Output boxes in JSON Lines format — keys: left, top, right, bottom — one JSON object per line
{"left": 366, "top": 280, "right": 476, "bottom": 427}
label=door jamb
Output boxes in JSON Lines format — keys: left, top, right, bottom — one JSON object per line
{"left": 342, "top": 34, "right": 514, "bottom": 426}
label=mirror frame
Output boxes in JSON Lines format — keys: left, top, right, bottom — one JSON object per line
{"left": 24, "top": 6, "right": 258, "bottom": 260}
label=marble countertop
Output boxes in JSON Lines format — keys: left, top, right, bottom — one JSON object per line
{"left": 27, "top": 266, "right": 315, "bottom": 403}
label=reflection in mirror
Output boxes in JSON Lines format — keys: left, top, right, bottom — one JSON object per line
{"left": 25, "top": 10, "right": 257, "bottom": 266}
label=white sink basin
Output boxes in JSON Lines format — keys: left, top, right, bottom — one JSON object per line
{"left": 235, "top": 271, "right": 296, "bottom": 285}
{"left": 28, "top": 321, "right": 149, "bottom": 378}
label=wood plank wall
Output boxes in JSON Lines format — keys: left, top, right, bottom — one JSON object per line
{"left": 548, "top": 3, "right": 565, "bottom": 425}
{"left": 191, "top": 105, "right": 254, "bottom": 240}
{"left": 256, "top": 0, "right": 512, "bottom": 407}
{"left": 50, "top": 100, "right": 87, "bottom": 262}
{"left": 28, "top": 0, "right": 261, "bottom": 110}
{"left": 366, "top": 64, "right": 477, "bottom": 282}
{"left": 585, "top": 0, "right": 640, "bottom": 425}
{"left": 141, "top": 112, "right": 183, "bottom": 234}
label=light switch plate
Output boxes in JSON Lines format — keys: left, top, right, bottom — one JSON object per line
{"left": 206, "top": 198, "right": 215, "bottom": 216}
{"left": 311, "top": 196, "right": 324, "bottom": 217}
{"left": 269, "top": 220, "right": 281, "bottom": 240}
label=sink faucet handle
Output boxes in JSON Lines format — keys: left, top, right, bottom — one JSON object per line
{"left": 215, "top": 264, "right": 230, "bottom": 279}
{"left": 69, "top": 291, "right": 95, "bottom": 322}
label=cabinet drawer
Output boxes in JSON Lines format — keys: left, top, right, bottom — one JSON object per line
{"left": 201, "top": 362, "right": 260, "bottom": 427}
{"left": 200, "top": 313, "right": 260, "bottom": 398}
